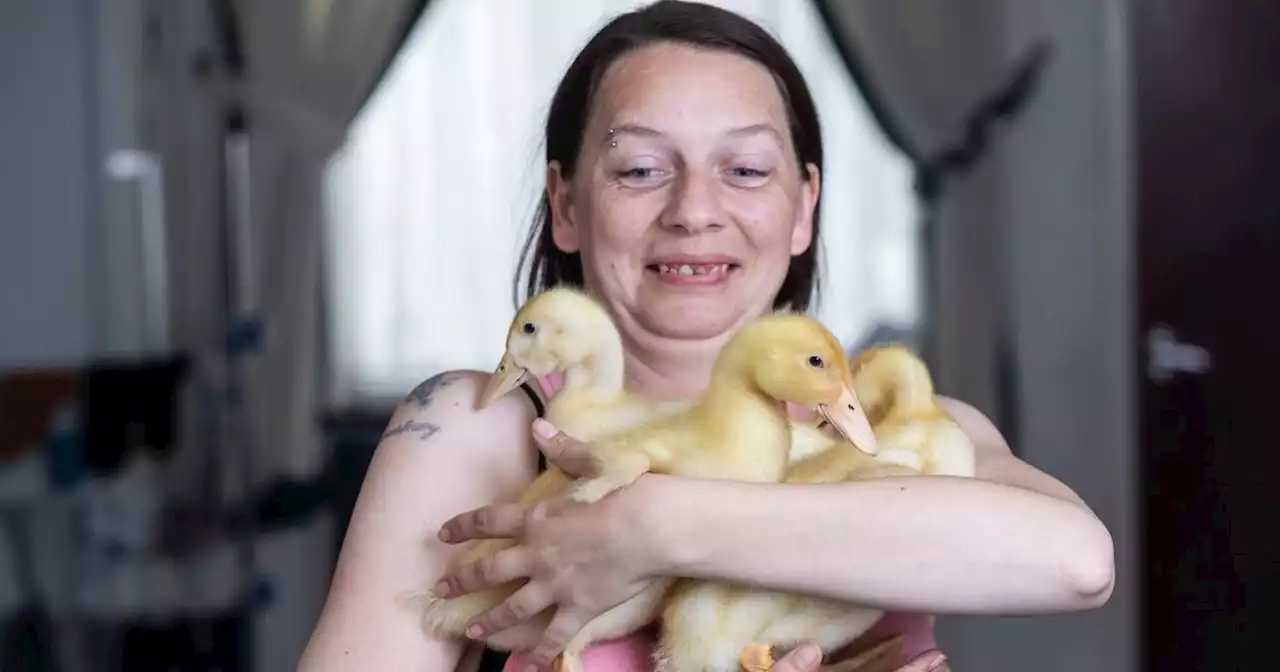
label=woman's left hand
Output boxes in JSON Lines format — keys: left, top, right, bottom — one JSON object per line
{"left": 434, "top": 418, "right": 667, "bottom": 666}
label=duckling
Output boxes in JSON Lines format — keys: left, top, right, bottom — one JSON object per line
{"left": 787, "top": 344, "right": 975, "bottom": 484}
{"left": 416, "top": 287, "right": 689, "bottom": 672}
{"left": 549, "top": 313, "right": 867, "bottom": 672}
{"left": 660, "top": 345, "right": 973, "bottom": 672}
{"left": 567, "top": 312, "right": 878, "bottom": 505}
{"left": 657, "top": 444, "right": 905, "bottom": 672}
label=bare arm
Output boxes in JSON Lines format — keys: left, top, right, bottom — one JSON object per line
{"left": 647, "top": 396, "right": 1114, "bottom": 615}
{"left": 297, "top": 371, "right": 538, "bottom": 672}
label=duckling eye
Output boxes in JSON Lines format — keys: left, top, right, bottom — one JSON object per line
{"left": 807, "top": 355, "right": 826, "bottom": 369}
{"left": 522, "top": 322, "right": 537, "bottom": 335}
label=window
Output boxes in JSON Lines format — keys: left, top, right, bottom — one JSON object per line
{"left": 322, "top": 0, "right": 919, "bottom": 405}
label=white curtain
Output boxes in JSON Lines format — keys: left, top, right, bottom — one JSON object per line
{"left": 323, "top": 0, "right": 920, "bottom": 405}
{"left": 224, "top": 2, "right": 422, "bottom": 668}
{"left": 229, "top": 0, "right": 421, "bottom": 478}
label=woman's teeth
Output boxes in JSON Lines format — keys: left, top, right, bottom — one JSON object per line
{"left": 655, "top": 263, "right": 732, "bottom": 277}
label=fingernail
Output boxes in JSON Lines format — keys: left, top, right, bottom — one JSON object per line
{"left": 466, "top": 624, "right": 484, "bottom": 639}
{"left": 438, "top": 527, "right": 452, "bottom": 543}
{"left": 533, "top": 419, "right": 557, "bottom": 439}
{"left": 795, "top": 645, "right": 821, "bottom": 669}
{"left": 926, "top": 653, "right": 949, "bottom": 671}
{"left": 434, "top": 580, "right": 451, "bottom": 597}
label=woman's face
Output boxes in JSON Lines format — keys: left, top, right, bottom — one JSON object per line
{"left": 547, "top": 43, "right": 819, "bottom": 343}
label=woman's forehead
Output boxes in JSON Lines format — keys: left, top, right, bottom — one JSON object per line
{"left": 590, "top": 43, "right": 790, "bottom": 138}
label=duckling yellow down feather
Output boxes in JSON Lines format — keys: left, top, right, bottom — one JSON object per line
{"left": 658, "top": 343, "right": 975, "bottom": 672}
{"left": 416, "top": 288, "right": 688, "bottom": 672}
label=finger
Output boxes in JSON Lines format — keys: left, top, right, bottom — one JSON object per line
{"left": 465, "top": 582, "right": 555, "bottom": 639}
{"left": 772, "top": 644, "right": 823, "bottom": 672}
{"left": 439, "top": 502, "right": 527, "bottom": 543}
{"left": 527, "top": 608, "right": 588, "bottom": 667}
{"left": 532, "top": 419, "right": 600, "bottom": 478}
{"left": 435, "top": 548, "right": 531, "bottom": 598}
{"left": 893, "top": 650, "right": 948, "bottom": 672}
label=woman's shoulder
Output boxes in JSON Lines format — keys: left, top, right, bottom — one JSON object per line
{"left": 398, "top": 368, "right": 536, "bottom": 418}
{"left": 383, "top": 368, "right": 540, "bottom": 462}
{"left": 300, "top": 369, "right": 540, "bottom": 668}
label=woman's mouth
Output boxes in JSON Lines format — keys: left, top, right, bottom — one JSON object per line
{"left": 645, "top": 262, "right": 740, "bottom": 286}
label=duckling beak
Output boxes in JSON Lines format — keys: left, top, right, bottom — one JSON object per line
{"left": 477, "top": 353, "right": 530, "bottom": 409}
{"left": 817, "top": 386, "right": 879, "bottom": 455}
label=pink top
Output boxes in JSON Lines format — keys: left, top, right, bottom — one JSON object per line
{"left": 502, "top": 374, "right": 936, "bottom": 672}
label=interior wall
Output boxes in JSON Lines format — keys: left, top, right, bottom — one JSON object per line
{"left": 0, "top": 0, "right": 206, "bottom": 367}
{"left": 934, "top": 1, "right": 1137, "bottom": 671}
{"left": 0, "top": 0, "right": 97, "bottom": 369}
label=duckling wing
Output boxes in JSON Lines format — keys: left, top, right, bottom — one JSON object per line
{"left": 919, "top": 418, "right": 977, "bottom": 477}
{"left": 876, "top": 416, "right": 975, "bottom": 478}
{"left": 552, "top": 394, "right": 685, "bottom": 443}
{"left": 567, "top": 422, "right": 696, "bottom": 503}
{"left": 784, "top": 442, "right": 922, "bottom": 484}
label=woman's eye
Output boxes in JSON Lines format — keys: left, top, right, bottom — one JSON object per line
{"left": 614, "top": 166, "right": 670, "bottom": 189}
{"left": 726, "top": 166, "right": 771, "bottom": 186}
{"left": 617, "top": 167, "right": 665, "bottom": 181}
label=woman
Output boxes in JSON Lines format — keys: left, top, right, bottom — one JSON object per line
{"left": 299, "top": 2, "right": 1115, "bottom": 671}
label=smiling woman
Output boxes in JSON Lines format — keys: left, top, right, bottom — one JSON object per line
{"left": 320, "top": 0, "right": 920, "bottom": 406}
{"left": 302, "top": 4, "right": 1113, "bottom": 672}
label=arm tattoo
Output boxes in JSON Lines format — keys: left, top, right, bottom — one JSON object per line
{"left": 380, "top": 373, "right": 456, "bottom": 442}
{"left": 382, "top": 418, "right": 440, "bottom": 441}
{"left": 404, "top": 372, "right": 456, "bottom": 410}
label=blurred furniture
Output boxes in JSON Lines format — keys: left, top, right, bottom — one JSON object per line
{"left": 0, "top": 369, "right": 80, "bottom": 464}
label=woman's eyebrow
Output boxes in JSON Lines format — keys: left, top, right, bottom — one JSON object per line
{"left": 603, "top": 123, "right": 664, "bottom": 147}
{"left": 724, "top": 123, "right": 784, "bottom": 146}
{"left": 602, "top": 122, "right": 783, "bottom": 147}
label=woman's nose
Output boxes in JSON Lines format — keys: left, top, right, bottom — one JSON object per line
{"left": 660, "top": 169, "right": 724, "bottom": 233}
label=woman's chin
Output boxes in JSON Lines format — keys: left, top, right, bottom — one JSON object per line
{"left": 635, "top": 306, "right": 744, "bottom": 341}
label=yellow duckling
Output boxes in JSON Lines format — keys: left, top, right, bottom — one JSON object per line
{"left": 418, "top": 287, "right": 688, "bottom": 672}
{"left": 662, "top": 345, "right": 973, "bottom": 672}
{"left": 538, "top": 313, "right": 871, "bottom": 672}
{"left": 567, "top": 312, "right": 878, "bottom": 505}
{"left": 787, "top": 344, "right": 975, "bottom": 484}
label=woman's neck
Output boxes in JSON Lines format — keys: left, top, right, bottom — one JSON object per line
{"left": 619, "top": 330, "right": 731, "bottom": 400}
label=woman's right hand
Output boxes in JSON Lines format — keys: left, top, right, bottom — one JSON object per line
{"left": 771, "top": 644, "right": 949, "bottom": 672}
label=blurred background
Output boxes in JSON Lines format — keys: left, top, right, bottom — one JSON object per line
{"left": 0, "top": 0, "right": 1271, "bottom": 669}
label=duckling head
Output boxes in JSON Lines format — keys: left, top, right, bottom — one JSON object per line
{"left": 478, "top": 287, "right": 623, "bottom": 408}
{"left": 849, "top": 343, "right": 936, "bottom": 419}
{"left": 720, "top": 313, "right": 879, "bottom": 455}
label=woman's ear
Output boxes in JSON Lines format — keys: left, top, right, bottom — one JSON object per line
{"left": 547, "top": 162, "right": 580, "bottom": 253}
{"left": 790, "top": 163, "right": 821, "bottom": 256}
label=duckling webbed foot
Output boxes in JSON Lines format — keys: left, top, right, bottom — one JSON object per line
{"left": 738, "top": 643, "right": 775, "bottom": 672}
{"left": 551, "top": 653, "right": 579, "bottom": 672}
{"left": 569, "top": 450, "right": 655, "bottom": 503}
{"left": 738, "top": 636, "right": 905, "bottom": 672}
